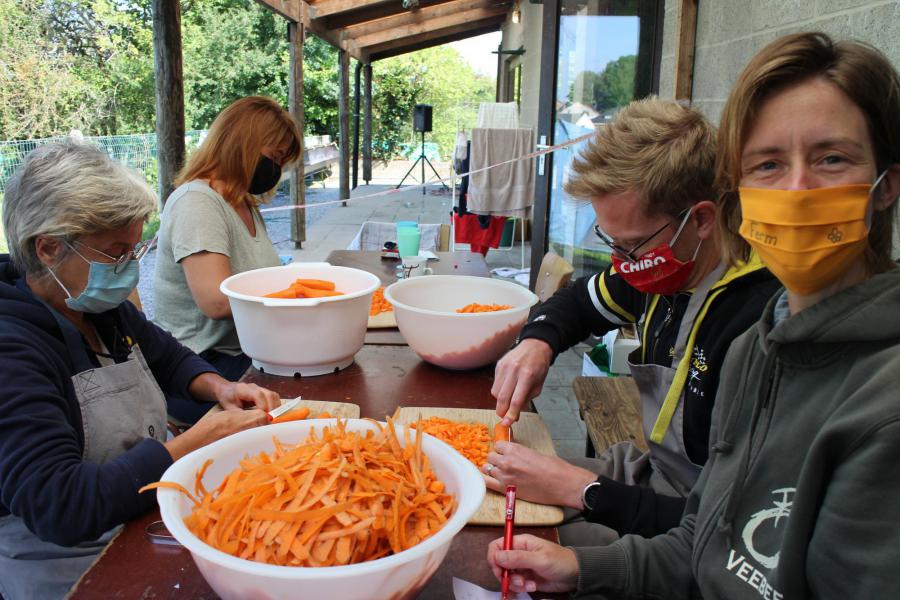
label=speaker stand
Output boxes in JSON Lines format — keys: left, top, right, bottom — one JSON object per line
{"left": 396, "top": 131, "right": 448, "bottom": 196}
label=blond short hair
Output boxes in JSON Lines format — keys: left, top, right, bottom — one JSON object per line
{"left": 564, "top": 98, "right": 717, "bottom": 219}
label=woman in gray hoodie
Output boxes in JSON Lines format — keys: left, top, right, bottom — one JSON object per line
{"left": 486, "top": 31, "right": 900, "bottom": 599}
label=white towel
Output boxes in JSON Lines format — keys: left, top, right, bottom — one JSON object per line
{"left": 467, "top": 128, "right": 534, "bottom": 217}
{"left": 454, "top": 131, "right": 468, "bottom": 162}
{"left": 476, "top": 102, "right": 519, "bottom": 129}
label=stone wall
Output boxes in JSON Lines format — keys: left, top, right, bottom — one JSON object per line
{"left": 659, "top": 0, "right": 900, "bottom": 123}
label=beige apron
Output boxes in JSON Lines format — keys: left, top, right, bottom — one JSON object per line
{"left": 0, "top": 310, "right": 167, "bottom": 600}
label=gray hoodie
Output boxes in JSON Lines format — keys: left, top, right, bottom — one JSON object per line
{"left": 573, "top": 266, "right": 900, "bottom": 599}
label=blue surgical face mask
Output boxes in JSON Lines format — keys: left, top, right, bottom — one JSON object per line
{"left": 47, "top": 242, "right": 140, "bottom": 313}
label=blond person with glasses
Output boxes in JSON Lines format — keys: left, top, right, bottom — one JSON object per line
{"left": 488, "top": 98, "right": 779, "bottom": 547}
{"left": 0, "top": 142, "right": 281, "bottom": 600}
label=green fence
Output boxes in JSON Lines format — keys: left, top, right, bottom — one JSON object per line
{"left": 0, "top": 130, "right": 207, "bottom": 194}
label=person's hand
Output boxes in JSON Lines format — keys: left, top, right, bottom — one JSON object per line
{"left": 487, "top": 534, "right": 579, "bottom": 594}
{"left": 216, "top": 382, "right": 281, "bottom": 413}
{"left": 492, "top": 339, "right": 554, "bottom": 426}
{"left": 164, "top": 408, "right": 267, "bottom": 461}
{"left": 481, "top": 442, "right": 597, "bottom": 510}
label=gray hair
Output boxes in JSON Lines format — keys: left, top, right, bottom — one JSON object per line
{"left": 2, "top": 142, "right": 157, "bottom": 274}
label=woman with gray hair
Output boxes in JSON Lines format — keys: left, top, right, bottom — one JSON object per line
{"left": 0, "top": 142, "right": 282, "bottom": 600}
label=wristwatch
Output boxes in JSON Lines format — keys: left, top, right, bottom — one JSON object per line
{"left": 581, "top": 479, "right": 603, "bottom": 512}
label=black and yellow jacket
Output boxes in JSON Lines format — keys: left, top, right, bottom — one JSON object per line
{"left": 519, "top": 255, "right": 779, "bottom": 536}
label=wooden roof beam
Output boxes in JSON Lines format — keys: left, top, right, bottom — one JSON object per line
{"left": 253, "top": 0, "right": 364, "bottom": 61}
{"left": 342, "top": 0, "right": 509, "bottom": 41}
{"left": 308, "top": 0, "right": 391, "bottom": 19}
{"left": 367, "top": 22, "right": 501, "bottom": 62}
{"left": 360, "top": 14, "right": 505, "bottom": 60}
{"left": 350, "top": 5, "right": 508, "bottom": 52}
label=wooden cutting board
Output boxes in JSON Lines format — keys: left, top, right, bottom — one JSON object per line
{"left": 210, "top": 398, "right": 360, "bottom": 419}
{"left": 395, "top": 407, "right": 565, "bottom": 527}
{"left": 367, "top": 310, "right": 397, "bottom": 329}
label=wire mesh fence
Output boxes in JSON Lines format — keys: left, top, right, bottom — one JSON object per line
{"left": 0, "top": 130, "right": 208, "bottom": 194}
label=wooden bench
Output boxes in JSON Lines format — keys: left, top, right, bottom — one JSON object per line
{"left": 572, "top": 376, "right": 647, "bottom": 457}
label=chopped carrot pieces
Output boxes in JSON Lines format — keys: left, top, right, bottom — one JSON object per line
{"left": 455, "top": 303, "right": 512, "bottom": 313}
{"left": 263, "top": 278, "right": 344, "bottom": 299}
{"left": 369, "top": 287, "right": 393, "bottom": 316}
{"left": 139, "top": 418, "right": 454, "bottom": 567}
{"left": 411, "top": 416, "right": 491, "bottom": 467}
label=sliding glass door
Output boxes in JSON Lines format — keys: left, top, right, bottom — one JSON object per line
{"left": 530, "top": 0, "right": 663, "bottom": 282}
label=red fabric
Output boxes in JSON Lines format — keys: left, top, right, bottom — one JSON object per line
{"left": 453, "top": 213, "right": 506, "bottom": 256}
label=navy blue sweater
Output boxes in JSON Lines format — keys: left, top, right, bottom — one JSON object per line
{"left": 0, "top": 255, "right": 215, "bottom": 546}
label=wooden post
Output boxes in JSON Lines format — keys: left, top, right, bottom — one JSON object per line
{"left": 339, "top": 49, "right": 350, "bottom": 206}
{"left": 363, "top": 63, "right": 373, "bottom": 184}
{"left": 152, "top": 0, "right": 185, "bottom": 205}
{"left": 674, "top": 0, "right": 699, "bottom": 100}
{"left": 352, "top": 61, "right": 361, "bottom": 190}
{"left": 288, "top": 22, "right": 306, "bottom": 248}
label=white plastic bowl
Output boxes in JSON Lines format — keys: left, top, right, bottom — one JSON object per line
{"left": 156, "top": 419, "right": 486, "bottom": 600}
{"left": 384, "top": 275, "right": 538, "bottom": 370}
{"left": 220, "top": 263, "right": 380, "bottom": 376}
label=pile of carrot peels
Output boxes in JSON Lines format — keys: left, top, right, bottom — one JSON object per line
{"left": 140, "top": 418, "right": 455, "bottom": 567}
{"left": 455, "top": 303, "right": 512, "bottom": 313}
{"left": 369, "top": 287, "right": 393, "bottom": 316}
{"left": 264, "top": 278, "right": 344, "bottom": 299}
{"left": 412, "top": 417, "right": 512, "bottom": 467}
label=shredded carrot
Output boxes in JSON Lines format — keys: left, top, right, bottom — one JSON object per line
{"left": 140, "top": 419, "right": 455, "bottom": 567}
{"left": 369, "top": 287, "right": 393, "bottom": 316}
{"left": 411, "top": 416, "right": 491, "bottom": 467}
{"left": 271, "top": 406, "right": 311, "bottom": 424}
{"left": 455, "top": 303, "right": 512, "bottom": 313}
{"left": 264, "top": 278, "right": 344, "bottom": 299}
{"left": 315, "top": 412, "right": 332, "bottom": 419}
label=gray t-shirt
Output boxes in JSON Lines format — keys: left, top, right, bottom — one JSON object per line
{"left": 152, "top": 180, "right": 280, "bottom": 355}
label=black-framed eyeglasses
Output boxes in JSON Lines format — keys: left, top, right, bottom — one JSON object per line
{"left": 74, "top": 239, "right": 154, "bottom": 274}
{"left": 593, "top": 207, "right": 692, "bottom": 263}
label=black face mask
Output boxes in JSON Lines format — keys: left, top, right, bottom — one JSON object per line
{"left": 248, "top": 155, "right": 282, "bottom": 195}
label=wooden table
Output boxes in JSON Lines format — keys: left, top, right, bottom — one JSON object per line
{"left": 327, "top": 250, "right": 491, "bottom": 346}
{"left": 69, "top": 346, "right": 565, "bottom": 600}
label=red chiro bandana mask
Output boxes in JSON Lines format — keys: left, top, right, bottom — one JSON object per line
{"left": 611, "top": 208, "right": 700, "bottom": 295}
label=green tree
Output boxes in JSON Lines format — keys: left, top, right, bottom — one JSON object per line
{"left": 372, "top": 46, "right": 494, "bottom": 160}
{"left": 569, "top": 54, "right": 636, "bottom": 113}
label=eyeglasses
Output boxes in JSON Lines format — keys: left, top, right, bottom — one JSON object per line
{"left": 593, "top": 208, "right": 692, "bottom": 263}
{"left": 74, "top": 239, "right": 154, "bottom": 274}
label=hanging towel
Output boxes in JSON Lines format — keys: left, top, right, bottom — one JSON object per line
{"left": 454, "top": 131, "right": 468, "bottom": 163}
{"left": 452, "top": 213, "right": 507, "bottom": 255}
{"left": 476, "top": 102, "right": 520, "bottom": 129}
{"left": 468, "top": 127, "right": 534, "bottom": 218}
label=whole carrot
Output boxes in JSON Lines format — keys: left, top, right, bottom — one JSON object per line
{"left": 271, "top": 406, "right": 311, "bottom": 424}
{"left": 493, "top": 423, "right": 513, "bottom": 444}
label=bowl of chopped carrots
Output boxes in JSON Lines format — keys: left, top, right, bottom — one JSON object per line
{"left": 151, "top": 418, "right": 485, "bottom": 600}
{"left": 220, "top": 263, "right": 380, "bottom": 376}
{"left": 384, "top": 275, "right": 537, "bottom": 369}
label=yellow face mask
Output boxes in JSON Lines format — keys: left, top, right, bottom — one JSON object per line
{"left": 738, "top": 184, "right": 872, "bottom": 295}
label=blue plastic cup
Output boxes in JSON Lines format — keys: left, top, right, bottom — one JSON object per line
{"left": 396, "top": 221, "right": 418, "bottom": 232}
{"left": 397, "top": 226, "right": 421, "bottom": 258}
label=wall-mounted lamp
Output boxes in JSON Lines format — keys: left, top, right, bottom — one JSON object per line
{"left": 511, "top": 2, "right": 521, "bottom": 23}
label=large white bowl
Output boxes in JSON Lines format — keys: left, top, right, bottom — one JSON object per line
{"left": 157, "top": 419, "right": 486, "bottom": 600}
{"left": 384, "top": 275, "right": 538, "bottom": 370}
{"left": 220, "top": 263, "right": 380, "bottom": 376}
